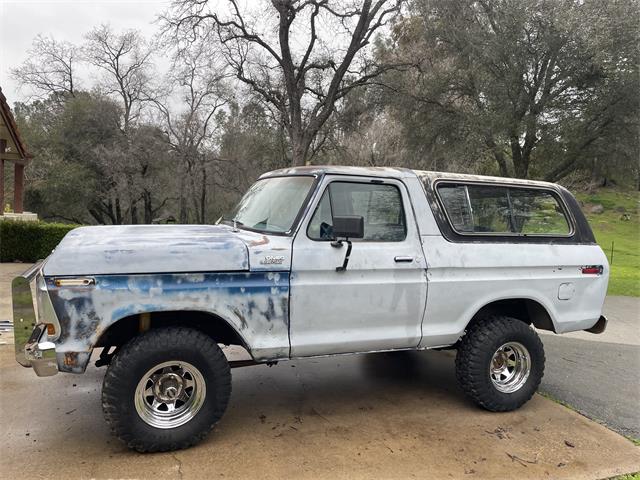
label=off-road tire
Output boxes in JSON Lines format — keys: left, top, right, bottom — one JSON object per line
{"left": 455, "top": 316, "right": 545, "bottom": 412}
{"left": 102, "top": 327, "right": 231, "bottom": 452}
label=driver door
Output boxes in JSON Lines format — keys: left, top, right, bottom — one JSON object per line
{"left": 289, "top": 175, "right": 427, "bottom": 357}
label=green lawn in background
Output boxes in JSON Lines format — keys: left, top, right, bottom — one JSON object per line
{"left": 576, "top": 188, "right": 640, "bottom": 297}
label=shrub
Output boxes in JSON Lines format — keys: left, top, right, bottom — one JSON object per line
{"left": 0, "top": 221, "right": 79, "bottom": 262}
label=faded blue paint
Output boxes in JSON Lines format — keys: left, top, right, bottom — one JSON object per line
{"left": 46, "top": 271, "right": 290, "bottom": 372}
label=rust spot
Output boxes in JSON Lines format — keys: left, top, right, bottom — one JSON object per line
{"left": 63, "top": 352, "right": 79, "bottom": 366}
{"left": 249, "top": 235, "right": 270, "bottom": 247}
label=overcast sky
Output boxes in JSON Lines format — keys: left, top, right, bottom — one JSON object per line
{"left": 1, "top": 0, "right": 168, "bottom": 104}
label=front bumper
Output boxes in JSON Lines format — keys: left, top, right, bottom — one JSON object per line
{"left": 12, "top": 261, "right": 58, "bottom": 376}
{"left": 22, "top": 324, "right": 57, "bottom": 376}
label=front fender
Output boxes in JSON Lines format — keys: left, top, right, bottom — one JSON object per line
{"left": 46, "top": 272, "right": 290, "bottom": 372}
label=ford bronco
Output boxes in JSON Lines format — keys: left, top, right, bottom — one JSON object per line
{"left": 12, "top": 166, "right": 609, "bottom": 452}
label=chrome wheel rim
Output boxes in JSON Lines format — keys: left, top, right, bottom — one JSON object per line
{"left": 134, "top": 361, "right": 206, "bottom": 429}
{"left": 489, "top": 342, "right": 530, "bottom": 393}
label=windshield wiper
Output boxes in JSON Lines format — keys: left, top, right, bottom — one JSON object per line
{"left": 219, "top": 215, "right": 244, "bottom": 229}
{"left": 232, "top": 217, "right": 244, "bottom": 231}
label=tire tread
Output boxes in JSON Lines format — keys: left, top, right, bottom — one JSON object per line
{"left": 455, "top": 315, "right": 545, "bottom": 412}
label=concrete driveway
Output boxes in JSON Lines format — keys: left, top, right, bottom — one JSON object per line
{"left": 1, "top": 263, "right": 639, "bottom": 479}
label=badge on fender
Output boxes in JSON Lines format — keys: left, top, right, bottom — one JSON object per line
{"left": 260, "top": 255, "right": 285, "bottom": 265}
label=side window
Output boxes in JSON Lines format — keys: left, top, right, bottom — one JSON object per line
{"left": 307, "top": 182, "right": 407, "bottom": 241}
{"left": 467, "top": 186, "right": 511, "bottom": 233}
{"left": 509, "top": 189, "right": 570, "bottom": 235}
{"left": 436, "top": 183, "right": 571, "bottom": 236}
{"left": 437, "top": 185, "right": 473, "bottom": 232}
{"left": 307, "top": 189, "right": 333, "bottom": 240}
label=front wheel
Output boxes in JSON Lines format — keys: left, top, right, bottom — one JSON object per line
{"left": 102, "top": 327, "right": 231, "bottom": 452}
{"left": 455, "top": 316, "right": 545, "bottom": 412}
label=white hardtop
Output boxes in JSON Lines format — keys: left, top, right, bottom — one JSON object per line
{"left": 260, "top": 165, "right": 560, "bottom": 189}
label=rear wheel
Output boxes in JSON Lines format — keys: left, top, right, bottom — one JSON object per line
{"left": 455, "top": 316, "right": 545, "bottom": 411}
{"left": 102, "top": 327, "right": 231, "bottom": 452}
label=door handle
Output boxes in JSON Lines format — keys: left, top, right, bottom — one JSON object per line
{"left": 394, "top": 256, "right": 414, "bottom": 263}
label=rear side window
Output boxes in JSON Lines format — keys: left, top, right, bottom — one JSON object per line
{"left": 308, "top": 182, "right": 406, "bottom": 241}
{"left": 436, "top": 183, "right": 571, "bottom": 236}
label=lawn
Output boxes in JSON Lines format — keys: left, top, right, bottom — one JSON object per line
{"left": 576, "top": 188, "right": 640, "bottom": 297}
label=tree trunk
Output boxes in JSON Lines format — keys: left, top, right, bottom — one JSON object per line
{"left": 115, "top": 197, "right": 123, "bottom": 224}
{"left": 143, "top": 191, "right": 153, "bottom": 224}
{"left": 130, "top": 200, "right": 139, "bottom": 224}
{"left": 200, "top": 165, "right": 207, "bottom": 224}
{"left": 510, "top": 136, "right": 529, "bottom": 179}
{"left": 486, "top": 136, "right": 510, "bottom": 177}
{"left": 179, "top": 165, "right": 188, "bottom": 223}
{"left": 189, "top": 174, "right": 201, "bottom": 224}
{"left": 88, "top": 208, "right": 106, "bottom": 225}
{"left": 291, "top": 136, "right": 306, "bottom": 167}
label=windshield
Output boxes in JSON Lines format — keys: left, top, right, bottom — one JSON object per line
{"left": 227, "top": 176, "right": 315, "bottom": 234}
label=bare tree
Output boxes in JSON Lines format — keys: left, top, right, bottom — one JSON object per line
{"left": 84, "top": 24, "right": 156, "bottom": 223}
{"left": 152, "top": 40, "right": 231, "bottom": 223}
{"left": 84, "top": 24, "right": 154, "bottom": 134}
{"left": 164, "top": 0, "right": 402, "bottom": 166}
{"left": 11, "top": 34, "right": 79, "bottom": 100}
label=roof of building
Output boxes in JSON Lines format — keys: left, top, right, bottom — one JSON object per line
{"left": 0, "top": 87, "right": 32, "bottom": 164}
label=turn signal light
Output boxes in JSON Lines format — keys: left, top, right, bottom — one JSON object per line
{"left": 581, "top": 266, "right": 603, "bottom": 275}
{"left": 54, "top": 277, "right": 95, "bottom": 287}
{"left": 46, "top": 323, "right": 56, "bottom": 335}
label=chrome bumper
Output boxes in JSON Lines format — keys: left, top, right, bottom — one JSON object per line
{"left": 12, "top": 261, "right": 58, "bottom": 376}
{"left": 23, "top": 323, "right": 57, "bottom": 376}
{"left": 585, "top": 315, "right": 608, "bottom": 334}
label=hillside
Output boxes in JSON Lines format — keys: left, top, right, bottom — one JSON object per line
{"left": 577, "top": 188, "right": 640, "bottom": 297}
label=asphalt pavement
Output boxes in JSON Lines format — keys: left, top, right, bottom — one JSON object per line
{"left": 540, "top": 296, "right": 640, "bottom": 440}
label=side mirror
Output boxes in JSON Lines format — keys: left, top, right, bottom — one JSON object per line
{"left": 332, "top": 215, "right": 364, "bottom": 240}
{"left": 331, "top": 216, "right": 364, "bottom": 272}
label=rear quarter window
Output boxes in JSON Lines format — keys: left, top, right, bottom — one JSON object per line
{"left": 436, "top": 183, "right": 572, "bottom": 236}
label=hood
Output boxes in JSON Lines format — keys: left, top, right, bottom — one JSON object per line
{"left": 43, "top": 225, "right": 249, "bottom": 276}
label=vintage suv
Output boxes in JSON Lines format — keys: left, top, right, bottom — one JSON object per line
{"left": 13, "top": 166, "right": 608, "bottom": 452}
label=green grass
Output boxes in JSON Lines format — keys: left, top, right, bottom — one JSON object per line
{"left": 576, "top": 188, "right": 640, "bottom": 297}
{"left": 609, "top": 473, "right": 640, "bottom": 480}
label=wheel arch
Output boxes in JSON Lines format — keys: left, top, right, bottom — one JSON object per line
{"left": 464, "top": 297, "right": 558, "bottom": 334}
{"left": 95, "top": 309, "right": 253, "bottom": 358}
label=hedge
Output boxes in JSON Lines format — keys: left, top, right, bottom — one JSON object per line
{"left": 0, "top": 221, "right": 79, "bottom": 262}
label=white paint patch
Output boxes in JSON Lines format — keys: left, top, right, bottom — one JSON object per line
{"left": 184, "top": 274, "right": 205, "bottom": 283}
{"left": 149, "top": 287, "right": 163, "bottom": 297}
{"left": 42, "top": 225, "right": 250, "bottom": 276}
{"left": 267, "top": 272, "right": 281, "bottom": 282}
